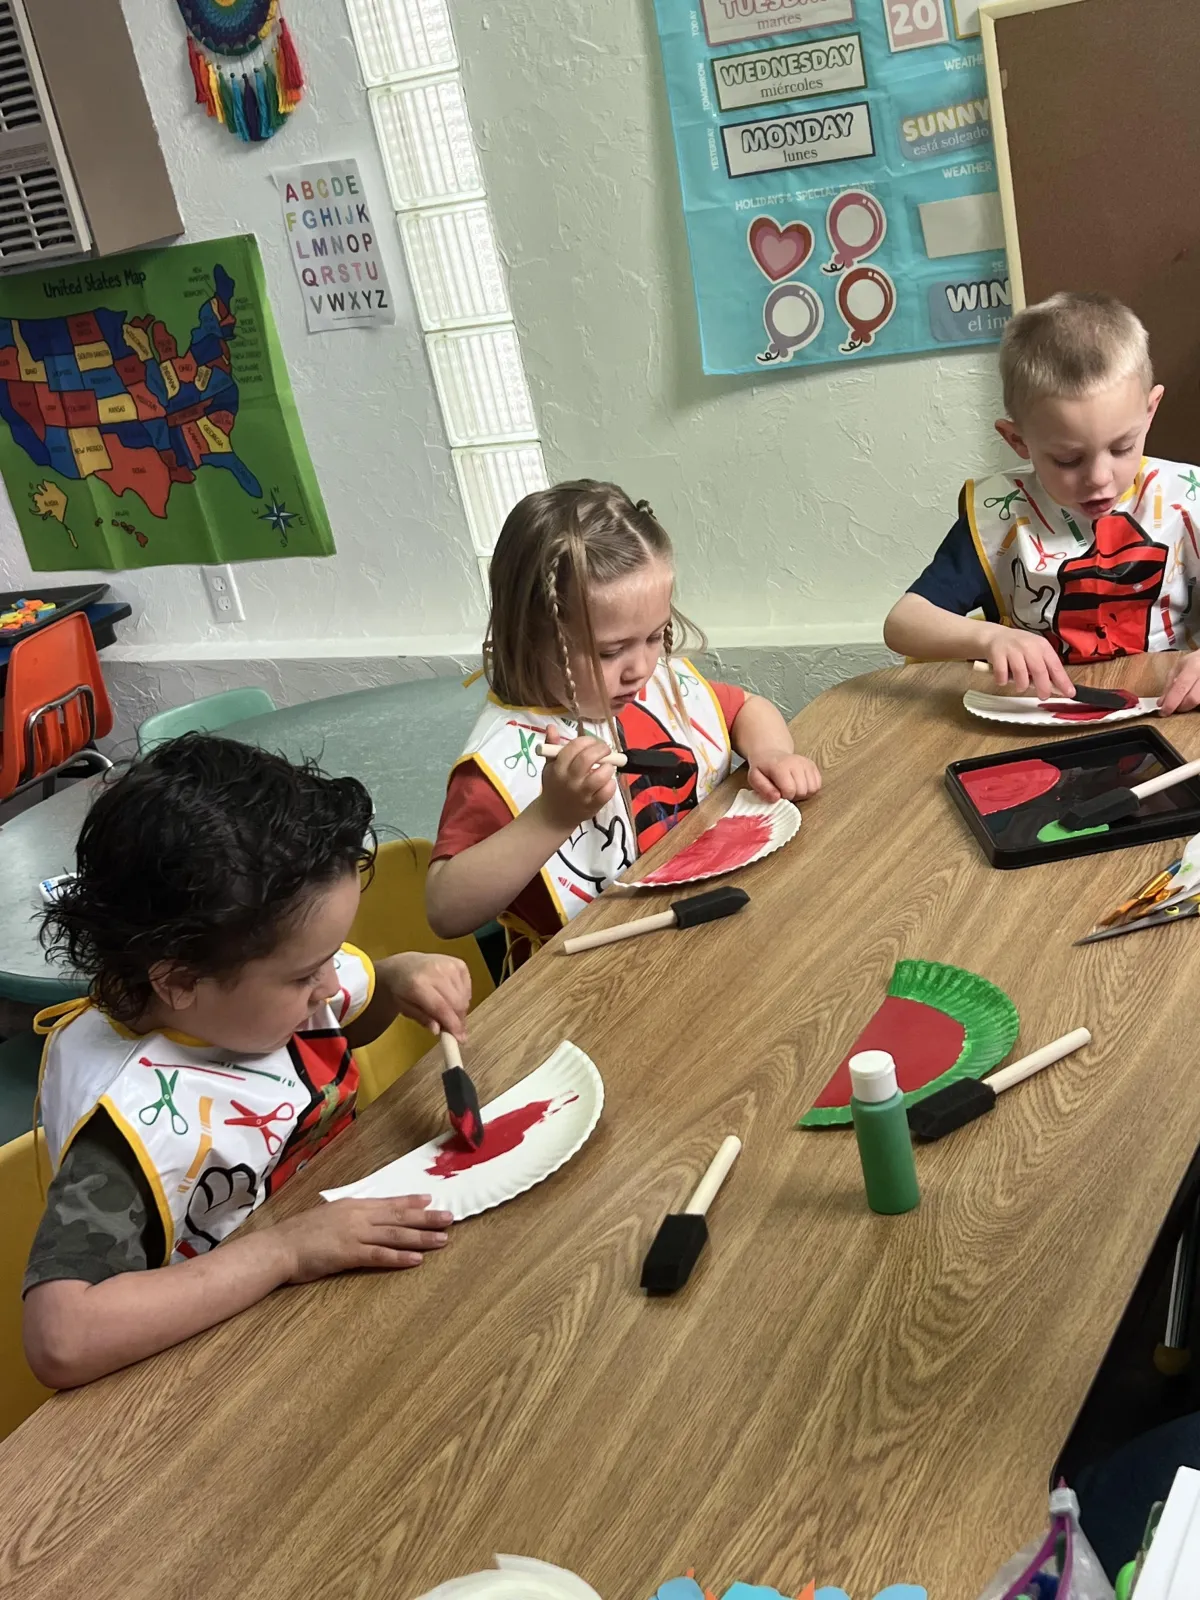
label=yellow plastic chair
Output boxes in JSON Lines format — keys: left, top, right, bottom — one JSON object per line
{"left": 349, "top": 839, "right": 494, "bottom": 1106}
{"left": 0, "top": 1130, "right": 54, "bottom": 1440}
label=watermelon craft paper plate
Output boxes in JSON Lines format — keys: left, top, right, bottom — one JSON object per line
{"left": 799, "top": 960, "right": 1019, "bottom": 1128}
{"left": 621, "top": 789, "right": 800, "bottom": 889}
{"left": 964, "top": 688, "right": 1159, "bottom": 727}
{"left": 321, "top": 1042, "right": 602, "bottom": 1221}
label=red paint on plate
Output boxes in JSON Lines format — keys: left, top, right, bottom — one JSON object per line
{"left": 1038, "top": 688, "right": 1138, "bottom": 722}
{"left": 643, "top": 811, "right": 773, "bottom": 886}
{"left": 425, "top": 1093, "right": 579, "bottom": 1177}
{"left": 960, "top": 758, "right": 1060, "bottom": 815}
{"left": 812, "top": 995, "right": 966, "bottom": 1109}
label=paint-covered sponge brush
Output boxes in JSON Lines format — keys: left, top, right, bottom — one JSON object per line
{"left": 1059, "top": 758, "right": 1200, "bottom": 830}
{"left": 970, "top": 659, "right": 1129, "bottom": 710}
{"left": 440, "top": 1032, "right": 484, "bottom": 1150}
{"left": 563, "top": 886, "right": 748, "bottom": 954}
{"left": 907, "top": 1026, "right": 1090, "bottom": 1141}
{"left": 641, "top": 1135, "right": 741, "bottom": 1295}
{"left": 536, "top": 741, "right": 690, "bottom": 781}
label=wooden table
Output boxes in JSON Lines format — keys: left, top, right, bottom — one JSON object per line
{"left": 2, "top": 659, "right": 1197, "bottom": 1599}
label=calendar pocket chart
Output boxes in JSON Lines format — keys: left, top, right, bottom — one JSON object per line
{"left": 652, "top": 0, "right": 1011, "bottom": 373}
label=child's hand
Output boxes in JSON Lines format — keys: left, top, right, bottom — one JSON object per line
{"left": 382, "top": 952, "right": 472, "bottom": 1040}
{"left": 537, "top": 735, "right": 618, "bottom": 832}
{"left": 278, "top": 1196, "right": 452, "bottom": 1281}
{"left": 1160, "top": 653, "right": 1200, "bottom": 715}
{"left": 984, "top": 628, "right": 1075, "bottom": 700}
{"left": 747, "top": 751, "right": 822, "bottom": 804}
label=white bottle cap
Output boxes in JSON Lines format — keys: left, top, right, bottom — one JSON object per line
{"left": 849, "top": 1050, "right": 900, "bottom": 1104}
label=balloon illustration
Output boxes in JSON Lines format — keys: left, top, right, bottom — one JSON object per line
{"left": 748, "top": 215, "right": 815, "bottom": 282}
{"left": 835, "top": 265, "right": 896, "bottom": 353}
{"left": 757, "top": 282, "right": 824, "bottom": 364}
{"left": 823, "top": 189, "right": 887, "bottom": 274}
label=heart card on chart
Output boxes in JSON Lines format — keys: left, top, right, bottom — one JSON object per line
{"left": 322, "top": 1042, "right": 603, "bottom": 1221}
{"left": 622, "top": 790, "right": 799, "bottom": 889}
{"left": 799, "top": 960, "right": 1018, "bottom": 1129}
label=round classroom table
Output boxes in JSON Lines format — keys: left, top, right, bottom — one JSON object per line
{"left": 4, "top": 656, "right": 1198, "bottom": 1599}
{"left": 0, "top": 676, "right": 486, "bottom": 1002}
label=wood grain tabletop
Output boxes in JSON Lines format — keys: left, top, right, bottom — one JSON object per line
{"left": 1, "top": 658, "right": 1195, "bottom": 1600}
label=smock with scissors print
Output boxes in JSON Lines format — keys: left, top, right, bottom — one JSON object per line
{"left": 35, "top": 945, "right": 374, "bottom": 1263}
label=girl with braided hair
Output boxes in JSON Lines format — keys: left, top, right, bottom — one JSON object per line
{"left": 426, "top": 481, "right": 820, "bottom": 968}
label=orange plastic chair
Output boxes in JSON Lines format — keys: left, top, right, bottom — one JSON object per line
{"left": 0, "top": 612, "right": 113, "bottom": 801}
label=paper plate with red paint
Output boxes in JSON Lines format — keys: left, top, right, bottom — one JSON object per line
{"left": 321, "top": 1042, "right": 603, "bottom": 1221}
{"left": 964, "top": 688, "right": 1159, "bottom": 727}
{"left": 625, "top": 790, "right": 800, "bottom": 889}
{"left": 798, "top": 959, "right": 1019, "bottom": 1128}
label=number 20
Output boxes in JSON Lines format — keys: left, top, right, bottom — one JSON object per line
{"left": 889, "top": 0, "right": 943, "bottom": 36}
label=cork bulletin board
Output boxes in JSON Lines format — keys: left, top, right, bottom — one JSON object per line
{"left": 982, "top": 0, "right": 1200, "bottom": 461}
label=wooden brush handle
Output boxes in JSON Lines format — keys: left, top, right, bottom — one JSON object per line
{"left": 684, "top": 1135, "right": 742, "bottom": 1216}
{"left": 1133, "top": 758, "right": 1200, "bottom": 801}
{"left": 439, "top": 1032, "right": 463, "bottom": 1070}
{"left": 985, "top": 1027, "right": 1090, "bottom": 1095}
{"left": 563, "top": 911, "right": 676, "bottom": 953}
{"left": 536, "top": 742, "right": 626, "bottom": 768}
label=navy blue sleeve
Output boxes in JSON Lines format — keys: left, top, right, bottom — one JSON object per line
{"left": 907, "top": 508, "right": 1000, "bottom": 623}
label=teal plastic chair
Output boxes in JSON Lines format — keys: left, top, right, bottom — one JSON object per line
{"left": 137, "top": 688, "right": 276, "bottom": 754}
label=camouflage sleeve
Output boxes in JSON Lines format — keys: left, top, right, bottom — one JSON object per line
{"left": 23, "top": 1111, "right": 164, "bottom": 1293}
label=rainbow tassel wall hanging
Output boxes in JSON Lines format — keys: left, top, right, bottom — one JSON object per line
{"left": 175, "top": 0, "right": 305, "bottom": 143}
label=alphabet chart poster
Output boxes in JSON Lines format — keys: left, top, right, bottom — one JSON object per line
{"left": 652, "top": 0, "right": 1011, "bottom": 373}
{"left": 274, "top": 158, "right": 396, "bottom": 334}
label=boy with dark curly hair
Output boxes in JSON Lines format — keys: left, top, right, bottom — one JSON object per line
{"left": 24, "top": 734, "right": 470, "bottom": 1389}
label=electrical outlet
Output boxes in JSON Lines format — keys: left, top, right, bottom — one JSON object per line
{"left": 202, "top": 564, "right": 244, "bottom": 624}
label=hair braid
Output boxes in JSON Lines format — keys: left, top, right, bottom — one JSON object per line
{"left": 544, "top": 550, "right": 580, "bottom": 723}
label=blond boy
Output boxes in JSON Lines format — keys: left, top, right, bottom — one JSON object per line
{"left": 884, "top": 292, "right": 1200, "bottom": 714}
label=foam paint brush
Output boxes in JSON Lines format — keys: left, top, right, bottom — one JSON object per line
{"left": 908, "top": 1027, "right": 1090, "bottom": 1141}
{"left": 641, "top": 1135, "right": 741, "bottom": 1294}
{"left": 562, "top": 887, "right": 748, "bottom": 953}
{"left": 971, "top": 658, "right": 1130, "bottom": 710}
{"left": 536, "top": 741, "right": 689, "bottom": 780}
{"left": 440, "top": 1032, "right": 484, "bottom": 1150}
{"left": 1055, "top": 757, "right": 1200, "bottom": 831}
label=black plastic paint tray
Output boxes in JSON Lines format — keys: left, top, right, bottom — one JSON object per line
{"left": 0, "top": 583, "right": 108, "bottom": 644}
{"left": 946, "top": 726, "right": 1200, "bottom": 868}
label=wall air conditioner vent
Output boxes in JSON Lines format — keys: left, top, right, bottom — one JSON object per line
{"left": 0, "top": 0, "right": 88, "bottom": 267}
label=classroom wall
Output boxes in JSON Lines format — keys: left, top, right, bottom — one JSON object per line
{"left": 0, "top": 0, "right": 488, "bottom": 732}
{"left": 452, "top": 0, "right": 1011, "bottom": 645}
{"left": 0, "top": 0, "right": 1010, "bottom": 751}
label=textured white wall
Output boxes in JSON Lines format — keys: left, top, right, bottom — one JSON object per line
{"left": 454, "top": 0, "right": 1009, "bottom": 645}
{"left": 0, "top": 0, "right": 486, "bottom": 655}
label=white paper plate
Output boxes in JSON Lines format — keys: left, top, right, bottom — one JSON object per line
{"left": 322, "top": 1042, "right": 602, "bottom": 1222}
{"left": 412, "top": 1556, "right": 601, "bottom": 1600}
{"left": 622, "top": 790, "right": 800, "bottom": 889}
{"left": 963, "top": 688, "right": 1159, "bottom": 728}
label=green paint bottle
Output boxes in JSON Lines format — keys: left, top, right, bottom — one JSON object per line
{"left": 849, "top": 1050, "right": 920, "bottom": 1216}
